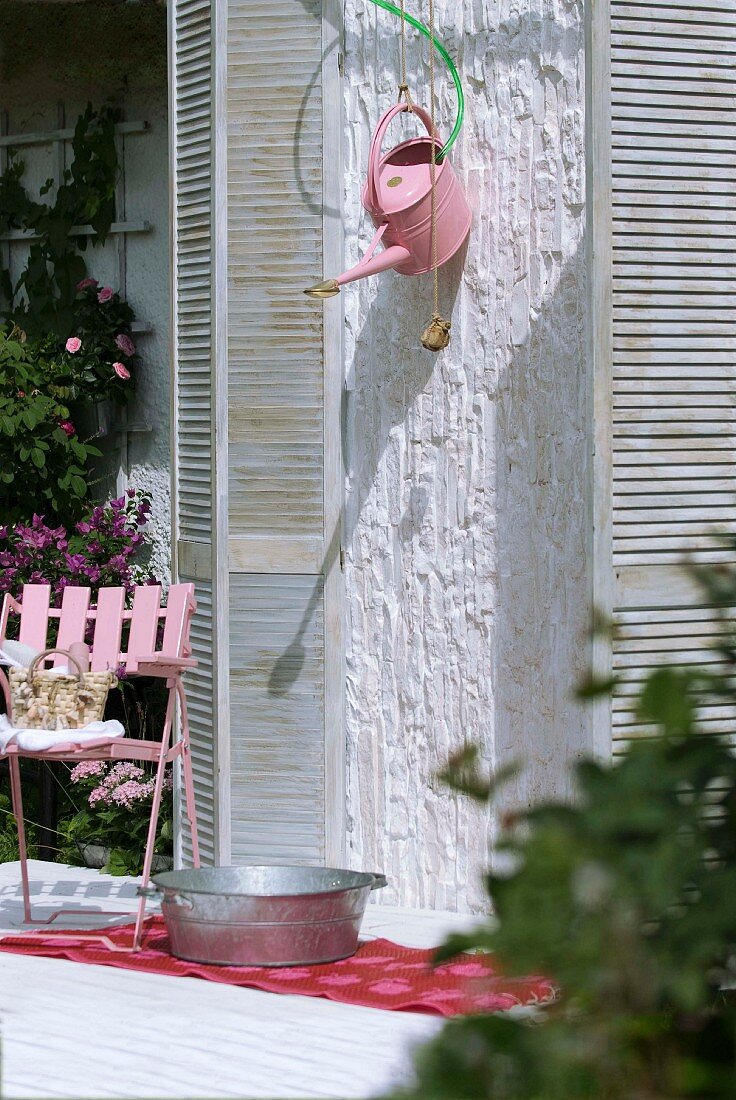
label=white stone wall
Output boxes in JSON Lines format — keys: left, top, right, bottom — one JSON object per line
{"left": 342, "top": 0, "right": 591, "bottom": 910}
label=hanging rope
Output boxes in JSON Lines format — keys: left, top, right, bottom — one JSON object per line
{"left": 368, "top": 0, "right": 464, "bottom": 160}
{"left": 429, "top": 0, "right": 438, "bottom": 316}
{"left": 420, "top": 0, "right": 452, "bottom": 351}
{"left": 397, "top": 0, "right": 414, "bottom": 109}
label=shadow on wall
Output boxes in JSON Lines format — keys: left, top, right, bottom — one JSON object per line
{"left": 268, "top": 251, "right": 466, "bottom": 698}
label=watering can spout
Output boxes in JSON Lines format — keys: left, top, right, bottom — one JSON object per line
{"left": 304, "top": 279, "right": 341, "bottom": 299}
{"left": 305, "top": 226, "right": 411, "bottom": 297}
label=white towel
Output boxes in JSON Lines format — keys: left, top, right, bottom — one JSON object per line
{"left": 0, "top": 714, "right": 125, "bottom": 753}
{"left": 0, "top": 641, "right": 40, "bottom": 668}
{"left": 0, "top": 642, "right": 70, "bottom": 675}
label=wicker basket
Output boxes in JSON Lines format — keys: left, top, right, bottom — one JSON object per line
{"left": 9, "top": 648, "right": 117, "bottom": 731}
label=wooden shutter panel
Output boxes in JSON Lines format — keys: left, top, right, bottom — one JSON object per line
{"left": 594, "top": 0, "right": 736, "bottom": 754}
{"left": 170, "top": 0, "right": 229, "bottom": 865}
{"left": 226, "top": 0, "right": 344, "bottom": 865}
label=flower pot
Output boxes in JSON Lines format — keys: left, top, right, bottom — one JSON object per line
{"left": 75, "top": 841, "right": 173, "bottom": 874}
{"left": 76, "top": 840, "right": 108, "bottom": 869}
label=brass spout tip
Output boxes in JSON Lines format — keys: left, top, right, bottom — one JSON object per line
{"left": 304, "top": 279, "right": 341, "bottom": 299}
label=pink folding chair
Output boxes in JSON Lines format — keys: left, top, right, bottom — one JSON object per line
{"left": 0, "top": 582, "right": 201, "bottom": 949}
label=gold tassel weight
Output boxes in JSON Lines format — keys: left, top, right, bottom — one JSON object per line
{"left": 421, "top": 313, "right": 451, "bottom": 351}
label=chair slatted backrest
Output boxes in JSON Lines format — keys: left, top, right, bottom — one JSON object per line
{"left": 0, "top": 583, "right": 196, "bottom": 675}
{"left": 54, "top": 587, "right": 93, "bottom": 666}
{"left": 90, "top": 587, "right": 126, "bottom": 672}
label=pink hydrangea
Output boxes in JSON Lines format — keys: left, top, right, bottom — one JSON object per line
{"left": 70, "top": 760, "right": 107, "bottom": 783}
{"left": 113, "top": 362, "right": 131, "bottom": 381}
{"left": 105, "top": 762, "right": 145, "bottom": 786}
{"left": 115, "top": 333, "right": 135, "bottom": 357}
{"left": 110, "top": 779, "right": 155, "bottom": 809}
{"left": 76, "top": 277, "right": 98, "bottom": 291}
{"left": 97, "top": 286, "right": 114, "bottom": 304}
{"left": 65, "top": 336, "right": 81, "bottom": 354}
{"left": 89, "top": 785, "right": 112, "bottom": 807}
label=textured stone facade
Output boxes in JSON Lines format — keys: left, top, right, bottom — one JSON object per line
{"left": 342, "top": 0, "right": 591, "bottom": 910}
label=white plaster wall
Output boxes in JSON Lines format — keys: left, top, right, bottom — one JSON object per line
{"left": 342, "top": 0, "right": 591, "bottom": 911}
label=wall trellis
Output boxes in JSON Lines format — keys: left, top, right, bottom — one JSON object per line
{"left": 0, "top": 106, "right": 155, "bottom": 482}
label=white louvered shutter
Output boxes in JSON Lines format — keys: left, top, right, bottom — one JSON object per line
{"left": 598, "top": 0, "right": 736, "bottom": 754}
{"left": 226, "top": 0, "right": 344, "bottom": 865}
{"left": 170, "top": 0, "right": 229, "bottom": 864}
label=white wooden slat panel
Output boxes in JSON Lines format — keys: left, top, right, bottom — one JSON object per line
{"left": 227, "top": 0, "right": 324, "bottom": 541}
{"left": 180, "top": 576, "right": 217, "bottom": 865}
{"left": 174, "top": 0, "right": 213, "bottom": 544}
{"left": 171, "top": 0, "right": 222, "bottom": 866}
{"left": 224, "top": 0, "right": 342, "bottom": 867}
{"left": 229, "top": 575, "right": 325, "bottom": 865}
{"left": 611, "top": 609, "right": 736, "bottom": 756}
{"left": 600, "top": 0, "right": 736, "bottom": 757}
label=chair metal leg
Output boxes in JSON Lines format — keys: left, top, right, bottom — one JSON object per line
{"left": 133, "top": 689, "right": 175, "bottom": 950}
{"left": 177, "top": 679, "right": 200, "bottom": 869}
{"left": 8, "top": 756, "right": 32, "bottom": 922}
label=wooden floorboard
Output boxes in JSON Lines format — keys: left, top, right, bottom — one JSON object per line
{"left": 0, "top": 861, "right": 479, "bottom": 1099}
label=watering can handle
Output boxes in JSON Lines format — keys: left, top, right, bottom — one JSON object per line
{"left": 365, "top": 102, "right": 440, "bottom": 215}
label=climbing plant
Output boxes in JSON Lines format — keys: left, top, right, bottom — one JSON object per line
{"left": 0, "top": 326, "right": 101, "bottom": 523}
{"left": 0, "top": 104, "right": 120, "bottom": 340}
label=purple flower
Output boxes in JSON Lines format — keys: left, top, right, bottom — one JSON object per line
{"left": 64, "top": 553, "right": 86, "bottom": 573}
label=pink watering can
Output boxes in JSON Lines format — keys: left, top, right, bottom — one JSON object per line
{"left": 305, "top": 102, "right": 471, "bottom": 300}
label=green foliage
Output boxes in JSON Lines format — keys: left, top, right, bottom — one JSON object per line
{"left": 0, "top": 104, "right": 120, "bottom": 339}
{"left": 389, "top": 554, "right": 736, "bottom": 1099}
{"left": 0, "top": 327, "right": 100, "bottom": 522}
{"left": 0, "top": 769, "right": 38, "bottom": 862}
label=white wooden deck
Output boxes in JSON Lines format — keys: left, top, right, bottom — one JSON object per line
{"left": 0, "top": 861, "right": 478, "bottom": 1099}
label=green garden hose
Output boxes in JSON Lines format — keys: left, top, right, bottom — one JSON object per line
{"left": 366, "top": 0, "right": 464, "bottom": 160}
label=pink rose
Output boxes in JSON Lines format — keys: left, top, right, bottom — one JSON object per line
{"left": 65, "top": 336, "right": 81, "bottom": 354}
{"left": 113, "top": 362, "right": 131, "bottom": 380}
{"left": 97, "top": 286, "right": 114, "bottom": 304}
{"left": 76, "top": 277, "right": 98, "bottom": 291}
{"left": 58, "top": 419, "right": 76, "bottom": 438}
{"left": 115, "top": 333, "right": 135, "bottom": 357}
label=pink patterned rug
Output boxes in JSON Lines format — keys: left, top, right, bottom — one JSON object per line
{"left": 0, "top": 918, "right": 555, "bottom": 1016}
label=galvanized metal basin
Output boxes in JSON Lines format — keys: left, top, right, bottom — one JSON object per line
{"left": 141, "top": 865, "right": 388, "bottom": 967}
